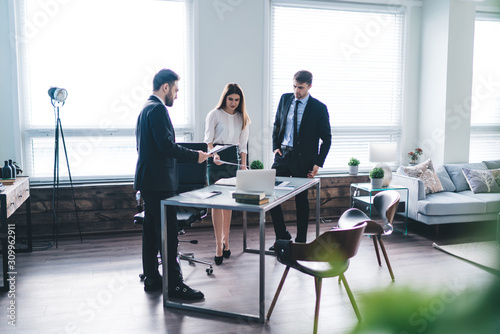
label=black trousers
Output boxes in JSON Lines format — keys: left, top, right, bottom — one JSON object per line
{"left": 270, "top": 149, "right": 309, "bottom": 243}
{"left": 141, "top": 190, "right": 182, "bottom": 287}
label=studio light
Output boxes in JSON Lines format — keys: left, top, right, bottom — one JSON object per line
{"left": 48, "top": 86, "right": 81, "bottom": 247}
{"left": 48, "top": 87, "right": 68, "bottom": 103}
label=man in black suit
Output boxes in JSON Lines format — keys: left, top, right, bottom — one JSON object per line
{"left": 135, "top": 69, "right": 211, "bottom": 299}
{"left": 270, "top": 70, "right": 331, "bottom": 247}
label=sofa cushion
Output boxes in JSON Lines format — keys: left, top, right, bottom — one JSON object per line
{"left": 482, "top": 159, "right": 500, "bottom": 169}
{"left": 490, "top": 169, "right": 500, "bottom": 186}
{"left": 462, "top": 168, "right": 500, "bottom": 194}
{"left": 403, "top": 159, "right": 443, "bottom": 195}
{"left": 443, "top": 162, "right": 487, "bottom": 192}
{"left": 417, "top": 192, "right": 487, "bottom": 216}
{"left": 458, "top": 190, "right": 500, "bottom": 213}
{"left": 436, "top": 165, "right": 456, "bottom": 192}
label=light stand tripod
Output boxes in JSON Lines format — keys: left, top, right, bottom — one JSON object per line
{"left": 51, "top": 97, "right": 82, "bottom": 247}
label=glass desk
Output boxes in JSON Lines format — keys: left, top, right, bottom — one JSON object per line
{"left": 161, "top": 176, "right": 320, "bottom": 323}
{"left": 350, "top": 183, "right": 409, "bottom": 235}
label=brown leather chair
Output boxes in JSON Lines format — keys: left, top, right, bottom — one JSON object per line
{"left": 338, "top": 190, "right": 400, "bottom": 281}
{"left": 267, "top": 222, "right": 367, "bottom": 334}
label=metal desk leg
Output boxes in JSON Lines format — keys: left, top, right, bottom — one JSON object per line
{"left": 243, "top": 211, "right": 248, "bottom": 251}
{"left": 259, "top": 211, "right": 265, "bottom": 322}
{"left": 161, "top": 204, "right": 169, "bottom": 303}
{"left": 162, "top": 203, "right": 262, "bottom": 322}
{"left": 316, "top": 181, "right": 320, "bottom": 237}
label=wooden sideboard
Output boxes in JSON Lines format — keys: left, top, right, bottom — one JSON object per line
{"left": 1, "top": 176, "right": 32, "bottom": 292}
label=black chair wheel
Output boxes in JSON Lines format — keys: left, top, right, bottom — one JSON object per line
{"left": 206, "top": 267, "right": 213, "bottom": 275}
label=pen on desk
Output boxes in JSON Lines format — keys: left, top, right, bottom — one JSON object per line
{"left": 207, "top": 191, "right": 222, "bottom": 198}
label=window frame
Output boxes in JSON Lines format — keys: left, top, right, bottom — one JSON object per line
{"left": 269, "top": 0, "right": 407, "bottom": 174}
{"left": 469, "top": 11, "right": 500, "bottom": 163}
{"left": 15, "top": 0, "right": 193, "bottom": 184}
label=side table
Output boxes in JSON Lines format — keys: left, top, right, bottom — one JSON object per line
{"left": 1, "top": 176, "right": 32, "bottom": 292}
{"left": 350, "top": 183, "right": 409, "bottom": 235}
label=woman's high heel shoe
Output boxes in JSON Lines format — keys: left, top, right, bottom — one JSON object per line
{"left": 214, "top": 255, "right": 223, "bottom": 265}
{"left": 223, "top": 244, "right": 231, "bottom": 259}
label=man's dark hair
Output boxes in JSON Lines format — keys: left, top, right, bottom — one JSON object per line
{"left": 153, "top": 69, "right": 180, "bottom": 91}
{"left": 293, "top": 70, "right": 313, "bottom": 86}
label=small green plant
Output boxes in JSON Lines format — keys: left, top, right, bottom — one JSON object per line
{"left": 348, "top": 157, "right": 360, "bottom": 166}
{"left": 369, "top": 167, "right": 385, "bottom": 179}
{"left": 250, "top": 160, "right": 264, "bottom": 169}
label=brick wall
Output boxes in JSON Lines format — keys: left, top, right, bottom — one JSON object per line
{"left": 10, "top": 174, "right": 369, "bottom": 239}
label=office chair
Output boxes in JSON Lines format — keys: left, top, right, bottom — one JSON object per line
{"left": 267, "top": 222, "right": 367, "bottom": 334}
{"left": 338, "top": 190, "right": 400, "bottom": 281}
{"left": 133, "top": 142, "right": 213, "bottom": 276}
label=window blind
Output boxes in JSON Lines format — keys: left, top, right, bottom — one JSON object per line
{"left": 470, "top": 13, "right": 500, "bottom": 163}
{"left": 271, "top": 1, "right": 405, "bottom": 172}
{"left": 17, "top": 0, "right": 190, "bottom": 182}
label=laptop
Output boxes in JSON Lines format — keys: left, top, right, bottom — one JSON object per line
{"left": 236, "top": 169, "right": 276, "bottom": 196}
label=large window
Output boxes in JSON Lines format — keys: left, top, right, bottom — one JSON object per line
{"left": 470, "top": 12, "right": 500, "bottom": 163}
{"left": 271, "top": 1, "right": 405, "bottom": 172}
{"left": 17, "top": 0, "right": 190, "bottom": 183}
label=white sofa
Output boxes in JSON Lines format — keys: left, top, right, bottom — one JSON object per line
{"left": 392, "top": 160, "right": 500, "bottom": 226}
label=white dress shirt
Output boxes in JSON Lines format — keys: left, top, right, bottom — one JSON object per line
{"left": 204, "top": 108, "right": 249, "bottom": 153}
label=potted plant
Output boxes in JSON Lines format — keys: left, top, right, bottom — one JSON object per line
{"left": 348, "top": 157, "right": 360, "bottom": 175}
{"left": 250, "top": 160, "right": 264, "bottom": 169}
{"left": 369, "top": 167, "right": 385, "bottom": 189}
{"left": 407, "top": 148, "right": 423, "bottom": 165}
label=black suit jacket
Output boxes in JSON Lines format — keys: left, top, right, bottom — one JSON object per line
{"left": 134, "top": 96, "right": 198, "bottom": 192}
{"left": 272, "top": 93, "right": 332, "bottom": 174}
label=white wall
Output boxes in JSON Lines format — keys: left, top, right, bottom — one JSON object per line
{"left": 193, "top": 0, "right": 269, "bottom": 166}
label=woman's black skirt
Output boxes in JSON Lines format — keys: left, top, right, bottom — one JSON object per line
{"left": 207, "top": 145, "right": 239, "bottom": 185}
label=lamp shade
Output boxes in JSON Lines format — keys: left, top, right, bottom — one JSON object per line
{"left": 369, "top": 142, "right": 397, "bottom": 187}
{"left": 369, "top": 142, "right": 397, "bottom": 163}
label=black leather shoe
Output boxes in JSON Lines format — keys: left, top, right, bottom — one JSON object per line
{"left": 270, "top": 231, "right": 292, "bottom": 251}
{"left": 144, "top": 276, "right": 162, "bottom": 292}
{"left": 223, "top": 243, "right": 231, "bottom": 259}
{"left": 214, "top": 255, "right": 223, "bottom": 265}
{"left": 169, "top": 282, "right": 204, "bottom": 301}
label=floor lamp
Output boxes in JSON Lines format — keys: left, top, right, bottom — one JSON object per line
{"left": 369, "top": 142, "right": 397, "bottom": 187}
{"left": 49, "top": 87, "right": 82, "bottom": 247}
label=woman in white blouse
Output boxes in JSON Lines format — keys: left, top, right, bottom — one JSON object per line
{"left": 204, "top": 83, "right": 251, "bottom": 265}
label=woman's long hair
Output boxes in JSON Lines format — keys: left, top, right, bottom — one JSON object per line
{"left": 215, "top": 83, "right": 251, "bottom": 130}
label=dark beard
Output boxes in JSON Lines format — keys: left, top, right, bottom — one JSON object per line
{"left": 164, "top": 94, "right": 174, "bottom": 107}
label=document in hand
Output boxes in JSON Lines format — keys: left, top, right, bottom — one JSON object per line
{"left": 208, "top": 145, "right": 235, "bottom": 155}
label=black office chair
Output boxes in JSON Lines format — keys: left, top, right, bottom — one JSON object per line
{"left": 134, "top": 142, "right": 213, "bottom": 275}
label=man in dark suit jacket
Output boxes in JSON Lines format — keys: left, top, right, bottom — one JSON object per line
{"left": 270, "top": 70, "right": 331, "bottom": 247}
{"left": 135, "top": 69, "right": 210, "bottom": 299}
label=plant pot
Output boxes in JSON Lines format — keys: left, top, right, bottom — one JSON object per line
{"left": 370, "top": 177, "right": 383, "bottom": 189}
{"left": 348, "top": 165, "right": 359, "bottom": 175}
